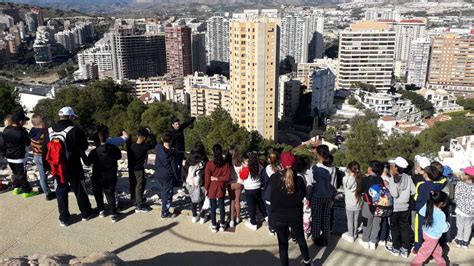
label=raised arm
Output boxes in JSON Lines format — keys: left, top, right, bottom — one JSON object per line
{"left": 179, "top": 117, "right": 196, "bottom": 131}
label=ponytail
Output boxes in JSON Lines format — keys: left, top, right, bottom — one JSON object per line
{"left": 424, "top": 190, "right": 448, "bottom": 228}
{"left": 283, "top": 168, "right": 295, "bottom": 194}
{"left": 316, "top": 145, "right": 333, "bottom": 167}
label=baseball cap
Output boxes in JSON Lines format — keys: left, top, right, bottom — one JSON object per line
{"left": 281, "top": 152, "right": 296, "bottom": 169}
{"left": 463, "top": 166, "right": 474, "bottom": 176}
{"left": 58, "top": 107, "right": 78, "bottom": 118}
{"left": 415, "top": 155, "right": 431, "bottom": 169}
{"left": 389, "top": 157, "right": 409, "bottom": 169}
{"left": 11, "top": 112, "right": 30, "bottom": 123}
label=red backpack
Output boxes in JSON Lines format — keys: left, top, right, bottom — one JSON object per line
{"left": 46, "top": 126, "right": 73, "bottom": 184}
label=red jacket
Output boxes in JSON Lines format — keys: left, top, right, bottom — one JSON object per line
{"left": 204, "top": 160, "right": 231, "bottom": 199}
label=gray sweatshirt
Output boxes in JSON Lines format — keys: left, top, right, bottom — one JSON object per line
{"left": 343, "top": 173, "right": 362, "bottom": 211}
{"left": 387, "top": 173, "right": 416, "bottom": 212}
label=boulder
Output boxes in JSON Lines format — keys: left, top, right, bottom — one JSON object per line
{"left": 69, "top": 252, "right": 125, "bottom": 265}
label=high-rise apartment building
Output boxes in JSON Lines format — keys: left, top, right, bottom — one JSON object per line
{"left": 230, "top": 12, "right": 279, "bottom": 140}
{"left": 55, "top": 30, "right": 76, "bottom": 53}
{"left": 278, "top": 74, "right": 301, "bottom": 121}
{"left": 311, "top": 67, "right": 335, "bottom": 119}
{"left": 407, "top": 38, "right": 430, "bottom": 88}
{"left": 185, "top": 73, "right": 232, "bottom": 117}
{"left": 338, "top": 21, "right": 396, "bottom": 91}
{"left": 280, "top": 11, "right": 324, "bottom": 64}
{"left": 206, "top": 16, "right": 230, "bottom": 65}
{"left": 111, "top": 20, "right": 167, "bottom": 80}
{"left": 31, "top": 8, "right": 44, "bottom": 27}
{"left": 77, "top": 34, "right": 114, "bottom": 80}
{"left": 24, "top": 12, "right": 37, "bottom": 33}
{"left": 428, "top": 33, "right": 474, "bottom": 95}
{"left": 364, "top": 9, "right": 400, "bottom": 21}
{"left": 192, "top": 32, "right": 207, "bottom": 73}
{"left": 394, "top": 19, "right": 426, "bottom": 76}
{"left": 165, "top": 23, "right": 192, "bottom": 77}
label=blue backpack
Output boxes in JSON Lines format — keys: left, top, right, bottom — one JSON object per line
{"left": 366, "top": 183, "right": 394, "bottom": 217}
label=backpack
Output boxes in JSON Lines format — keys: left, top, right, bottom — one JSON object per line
{"left": 185, "top": 162, "right": 205, "bottom": 203}
{"left": 46, "top": 126, "right": 74, "bottom": 184}
{"left": 365, "top": 183, "right": 394, "bottom": 217}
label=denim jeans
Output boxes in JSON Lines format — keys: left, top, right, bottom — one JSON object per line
{"left": 34, "top": 155, "right": 50, "bottom": 195}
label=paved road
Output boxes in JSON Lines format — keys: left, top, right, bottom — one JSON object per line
{"left": 0, "top": 192, "right": 472, "bottom": 265}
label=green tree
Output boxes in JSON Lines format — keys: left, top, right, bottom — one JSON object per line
{"left": 0, "top": 82, "right": 23, "bottom": 122}
{"left": 382, "top": 133, "right": 420, "bottom": 161}
{"left": 398, "top": 90, "right": 434, "bottom": 118}
{"left": 457, "top": 97, "right": 474, "bottom": 111}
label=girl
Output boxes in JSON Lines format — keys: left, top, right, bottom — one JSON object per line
{"left": 311, "top": 145, "right": 337, "bottom": 247}
{"left": 270, "top": 152, "right": 311, "bottom": 266}
{"left": 342, "top": 161, "right": 363, "bottom": 243}
{"left": 411, "top": 191, "right": 450, "bottom": 266}
{"left": 262, "top": 151, "right": 280, "bottom": 235}
{"left": 204, "top": 144, "right": 231, "bottom": 233}
{"left": 182, "top": 142, "right": 207, "bottom": 224}
{"left": 240, "top": 151, "right": 267, "bottom": 230}
{"left": 454, "top": 166, "right": 474, "bottom": 248}
{"left": 295, "top": 155, "right": 312, "bottom": 239}
{"left": 227, "top": 145, "right": 243, "bottom": 227}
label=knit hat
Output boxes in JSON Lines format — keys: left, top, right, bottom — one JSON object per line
{"left": 280, "top": 152, "right": 296, "bottom": 169}
{"left": 463, "top": 166, "right": 474, "bottom": 176}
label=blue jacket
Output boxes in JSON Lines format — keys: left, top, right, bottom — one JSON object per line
{"left": 414, "top": 178, "right": 447, "bottom": 212}
{"left": 311, "top": 163, "right": 337, "bottom": 199}
{"left": 419, "top": 204, "right": 450, "bottom": 239}
{"left": 154, "top": 144, "right": 178, "bottom": 181}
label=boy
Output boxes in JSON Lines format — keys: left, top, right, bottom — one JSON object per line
{"left": 154, "top": 130, "right": 178, "bottom": 219}
{"left": 84, "top": 125, "right": 122, "bottom": 223}
{"left": 3, "top": 112, "right": 38, "bottom": 197}
{"left": 29, "top": 114, "right": 55, "bottom": 200}
{"left": 127, "top": 127, "right": 156, "bottom": 213}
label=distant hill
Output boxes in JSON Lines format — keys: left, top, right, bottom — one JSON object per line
{"left": 0, "top": 2, "right": 88, "bottom": 21}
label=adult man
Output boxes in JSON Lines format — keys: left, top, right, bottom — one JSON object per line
{"left": 45, "top": 107, "right": 92, "bottom": 226}
{"left": 170, "top": 117, "right": 195, "bottom": 182}
{"left": 3, "top": 112, "right": 38, "bottom": 197}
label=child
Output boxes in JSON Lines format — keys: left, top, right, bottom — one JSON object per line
{"left": 240, "top": 151, "right": 267, "bottom": 231}
{"left": 342, "top": 161, "right": 363, "bottom": 243}
{"left": 411, "top": 191, "right": 450, "bottom": 266}
{"left": 84, "top": 126, "right": 122, "bottom": 223}
{"left": 154, "top": 130, "right": 179, "bottom": 219}
{"left": 126, "top": 127, "right": 156, "bottom": 213}
{"left": 227, "top": 145, "right": 243, "bottom": 227}
{"left": 295, "top": 155, "right": 312, "bottom": 239}
{"left": 204, "top": 144, "right": 231, "bottom": 232}
{"left": 29, "top": 114, "right": 55, "bottom": 201}
{"left": 454, "top": 166, "right": 474, "bottom": 248}
{"left": 182, "top": 142, "right": 207, "bottom": 223}
{"left": 413, "top": 166, "right": 447, "bottom": 253}
{"left": 262, "top": 151, "right": 280, "bottom": 235}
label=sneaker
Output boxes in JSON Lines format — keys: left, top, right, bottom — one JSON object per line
{"left": 81, "top": 213, "right": 93, "bottom": 221}
{"left": 45, "top": 192, "right": 56, "bottom": 201}
{"left": 462, "top": 241, "right": 469, "bottom": 249}
{"left": 265, "top": 216, "right": 269, "bottom": 223}
{"left": 358, "top": 239, "right": 369, "bottom": 249}
{"left": 235, "top": 218, "right": 241, "bottom": 224}
{"left": 12, "top": 188, "right": 23, "bottom": 195}
{"left": 386, "top": 246, "right": 400, "bottom": 256}
{"left": 199, "top": 217, "right": 206, "bottom": 224}
{"left": 229, "top": 220, "right": 235, "bottom": 228}
{"left": 342, "top": 232, "right": 355, "bottom": 243}
{"left": 111, "top": 214, "right": 119, "bottom": 223}
{"left": 99, "top": 210, "right": 106, "bottom": 218}
{"left": 400, "top": 248, "right": 409, "bottom": 259}
{"left": 369, "top": 242, "right": 377, "bottom": 250}
{"left": 455, "top": 239, "right": 463, "bottom": 248}
{"left": 303, "top": 259, "right": 313, "bottom": 266}
{"left": 219, "top": 223, "right": 227, "bottom": 232}
{"left": 22, "top": 191, "right": 39, "bottom": 198}
{"left": 191, "top": 216, "right": 198, "bottom": 223}
{"left": 269, "top": 229, "right": 276, "bottom": 236}
{"left": 161, "top": 213, "right": 177, "bottom": 220}
{"left": 210, "top": 225, "right": 218, "bottom": 233}
{"left": 245, "top": 221, "right": 257, "bottom": 230}
{"left": 135, "top": 206, "right": 151, "bottom": 213}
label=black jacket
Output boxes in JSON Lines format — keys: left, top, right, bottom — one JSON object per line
{"left": 3, "top": 126, "right": 30, "bottom": 161}
{"left": 126, "top": 136, "right": 157, "bottom": 171}
{"left": 170, "top": 117, "right": 195, "bottom": 152}
{"left": 43, "top": 120, "right": 89, "bottom": 173}
{"left": 270, "top": 172, "right": 306, "bottom": 223}
{"left": 84, "top": 143, "right": 122, "bottom": 183}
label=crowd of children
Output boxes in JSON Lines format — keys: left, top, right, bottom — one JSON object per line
{"left": 1, "top": 108, "right": 473, "bottom": 266}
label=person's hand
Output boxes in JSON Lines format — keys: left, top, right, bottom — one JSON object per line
{"left": 211, "top": 176, "right": 218, "bottom": 181}
{"left": 122, "top": 130, "right": 129, "bottom": 139}
{"left": 384, "top": 180, "right": 389, "bottom": 186}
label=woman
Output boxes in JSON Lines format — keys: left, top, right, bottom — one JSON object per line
{"left": 270, "top": 151, "right": 311, "bottom": 266}
{"left": 310, "top": 145, "right": 337, "bottom": 246}
{"left": 262, "top": 151, "right": 280, "bottom": 235}
{"left": 204, "top": 144, "right": 231, "bottom": 233}
{"left": 240, "top": 151, "right": 267, "bottom": 230}
{"left": 342, "top": 161, "right": 363, "bottom": 243}
{"left": 227, "top": 145, "right": 243, "bottom": 227}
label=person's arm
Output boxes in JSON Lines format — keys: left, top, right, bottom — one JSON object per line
{"left": 409, "top": 178, "right": 416, "bottom": 196}
{"left": 217, "top": 165, "right": 231, "bottom": 182}
{"left": 204, "top": 162, "right": 211, "bottom": 191}
{"left": 181, "top": 162, "right": 189, "bottom": 184}
{"left": 147, "top": 134, "right": 158, "bottom": 150}
{"left": 23, "top": 129, "right": 31, "bottom": 147}
{"left": 83, "top": 149, "right": 95, "bottom": 166}
{"left": 171, "top": 151, "right": 179, "bottom": 181}
{"left": 113, "top": 146, "right": 122, "bottom": 161}
{"left": 387, "top": 176, "right": 400, "bottom": 198}
{"left": 107, "top": 136, "right": 127, "bottom": 147}
{"left": 75, "top": 127, "right": 89, "bottom": 153}
{"left": 179, "top": 117, "right": 196, "bottom": 131}
{"left": 299, "top": 176, "right": 307, "bottom": 200}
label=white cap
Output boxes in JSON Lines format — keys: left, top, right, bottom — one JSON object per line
{"left": 415, "top": 155, "right": 431, "bottom": 169}
{"left": 389, "top": 157, "right": 409, "bottom": 168}
{"left": 58, "top": 107, "right": 78, "bottom": 118}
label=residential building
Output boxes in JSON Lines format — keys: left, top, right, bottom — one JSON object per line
{"left": 394, "top": 19, "right": 426, "bottom": 77}
{"left": 0, "top": 15, "right": 14, "bottom": 28}
{"left": 17, "top": 86, "right": 55, "bottom": 112}
{"left": 33, "top": 27, "right": 53, "bottom": 64}
{"left": 145, "top": 22, "right": 164, "bottom": 35}
{"left": 72, "top": 21, "right": 95, "bottom": 47}
{"left": 0, "top": 42, "right": 9, "bottom": 66}
{"left": 55, "top": 30, "right": 76, "bottom": 53}
{"left": 338, "top": 21, "right": 396, "bottom": 91}
{"left": 192, "top": 32, "right": 206, "bottom": 73}
{"left": 311, "top": 67, "right": 336, "bottom": 119}
{"left": 407, "top": 38, "right": 431, "bottom": 88}
{"left": 278, "top": 74, "right": 301, "bottom": 121}
{"left": 206, "top": 15, "right": 230, "bottom": 64}
{"left": 428, "top": 33, "right": 474, "bottom": 95}
{"left": 111, "top": 20, "right": 167, "bottom": 80}
{"left": 24, "top": 12, "right": 37, "bottom": 33}
{"left": 77, "top": 34, "right": 114, "bottom": 80}
{"left": 133, "top": 75, "right": 184, "bottom": 96}
{"left": 165, "top": 22, "right": 192, "bottom": 77}
{"left": 280, "top": 11, "right": 324, "bottom": 64}
{"left": 364, "top": 9, "right": 400, "bottom": 21}
{"left": 31, "top": 8, "right": 44, "bottom": 27}
{"left": 297, "top": 57, "right": 338, "bottom": 91}
{"left": 438, "top": 135, "right": 474, "bottom": 174}
{"left": 229, "top": 12, "right": 279, "bottom": 140}
{"left": 185, "top": 73, "right": 232, "bottom": 117}
{"left": 417, "top": 88, "right": 463, "bottom": 113}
